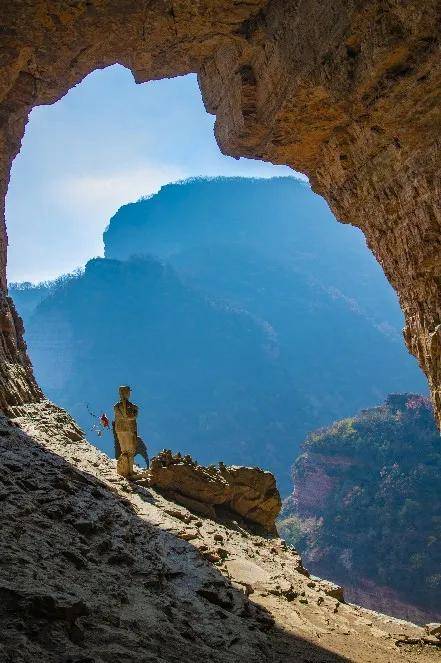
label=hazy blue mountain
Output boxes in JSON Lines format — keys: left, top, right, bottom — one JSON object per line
{"left": 9, "top": 281, "right": 54, "bottom": 320}
{"left": 18, "top": 257, "right": 309, "bottom": 482}
{"left": 104, "top": 177, "right": 402, "bottom": 334}
{"left": 11, "top": 177, "right": 427, "bottom": 493}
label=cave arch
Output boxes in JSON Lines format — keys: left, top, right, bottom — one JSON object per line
{"left": 0, "top": 0, "right": 440, "bottom": 422}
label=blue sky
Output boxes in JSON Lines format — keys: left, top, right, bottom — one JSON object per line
{"left": 6, "top": 65, "right": 295, "bottom": 283}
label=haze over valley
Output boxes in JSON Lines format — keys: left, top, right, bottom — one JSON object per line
{"left": 12, "top": 177, "right": 427, "bottom": 494}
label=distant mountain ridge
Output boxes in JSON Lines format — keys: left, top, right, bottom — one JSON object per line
{"left": 11, "top": 177, "right": 426, "bottom": 492}
{"left": 104, "top": 177, "right": 403, "bottom": 336}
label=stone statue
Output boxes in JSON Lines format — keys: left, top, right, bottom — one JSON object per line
{"left": 113, "top": 427, "right": 149, "bottom": 470}
{"left": 113, "top": 385, "right": 138, "bottom": 478}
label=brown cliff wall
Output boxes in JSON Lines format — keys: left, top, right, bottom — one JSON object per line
{"left": 0, "top": 1, "right": 439, "bottom": 420}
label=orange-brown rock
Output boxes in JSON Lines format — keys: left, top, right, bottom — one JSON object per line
{"left": 149, "top": 450, "right": 281, "bottom": 531}
{"left": 0, "top": 1, "right": 440, "bottom": 426}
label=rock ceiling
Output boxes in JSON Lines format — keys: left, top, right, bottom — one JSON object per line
{"left": 0, "top": 1, "right": 440, "bottom": 421}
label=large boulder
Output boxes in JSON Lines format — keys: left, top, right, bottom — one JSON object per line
{"left": 149, "top": 450, "right": 281, "bottom": 532}
{"left": 223, "top": 465, "right": 282, "bottom": 532}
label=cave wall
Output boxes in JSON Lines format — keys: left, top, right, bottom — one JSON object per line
{"left": 0, "top": 0, "right": 440, "bottom": 421}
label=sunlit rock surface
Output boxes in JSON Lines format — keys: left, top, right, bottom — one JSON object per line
{"left": 279, "top": 394, "right": 441, "bottom": 624}
{"left": 1, "top": 401, "right": 440, "bottom": 662}
{"left": 149, "top": 449, "right": 282, "bottom": 532}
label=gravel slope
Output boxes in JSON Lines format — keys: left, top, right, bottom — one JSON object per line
{"left": 0, "top": 400, "right": 439, "bottom": 663}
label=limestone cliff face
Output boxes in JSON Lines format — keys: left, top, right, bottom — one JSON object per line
{"left": 0, "top": 1, "right": 440, "bottom": 424}
{"left": 0, "top": 295, "right": 41, "bottom": 409}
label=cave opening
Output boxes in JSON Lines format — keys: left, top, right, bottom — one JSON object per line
{"left": 6, "top": 64, "right": 426, "bottom": 486}
{"left": 1, "top": 2, "right": 440, "bottom": 653}
{"left": 5, "top": 62, "right": 439, "bottom": 624}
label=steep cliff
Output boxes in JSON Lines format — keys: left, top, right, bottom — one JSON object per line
{"left": 279, "top": 394, "right": 441, "bottom": 624}
{"left": 102, "top": 177, "right": 408, "bottom": 340}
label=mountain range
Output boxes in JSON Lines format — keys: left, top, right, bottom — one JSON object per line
{"left": 11, "top": 177, "right": 427, "bottom": 492}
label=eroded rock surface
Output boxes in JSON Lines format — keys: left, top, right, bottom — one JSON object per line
{"left": 0, "top": 1, "right": 439, "bottom": 424}
{"left": 0, "top": 401, "right": 440, "bottom": 662}
{"left": 149, "top": 449, "right": 281, "bottom": 532}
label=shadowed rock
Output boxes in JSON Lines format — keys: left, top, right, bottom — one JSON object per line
{"left": 2, "top": 400, "right": 437, "bottom": 663}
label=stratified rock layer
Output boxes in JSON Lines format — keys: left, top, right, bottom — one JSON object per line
{"left": 0, "top": 1, "right": 440, "bottom": 424}
{"left": 149, "top": 450, "right": 282, "bottom": 532}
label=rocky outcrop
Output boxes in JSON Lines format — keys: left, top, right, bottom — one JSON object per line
{"left": 0, "top": 294, "right": 42, "bottom": 409}
{"left": 149, "top": 450, "right": 281, "bottom": 532}
{"left": 2, "top": 399, "right": 440, "bottom": 662}
{"left": 0, "top": 1, "right": 440, "bottom": 426}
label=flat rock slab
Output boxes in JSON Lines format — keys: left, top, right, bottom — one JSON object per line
{"left": 225, "top": 558, "right": 272, "bottom": 590}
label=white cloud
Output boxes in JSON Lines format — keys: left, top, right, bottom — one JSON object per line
{"left": 57, "top": 164, "right": 184, "bottom": 227}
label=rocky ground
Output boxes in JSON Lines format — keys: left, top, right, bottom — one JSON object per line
{"left": 0, "top": 400, "right": 440, "bottom": 663}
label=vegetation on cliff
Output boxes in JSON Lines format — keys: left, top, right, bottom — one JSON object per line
{"left": 279, "top": 394, "right": 441, "bottom": 620}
